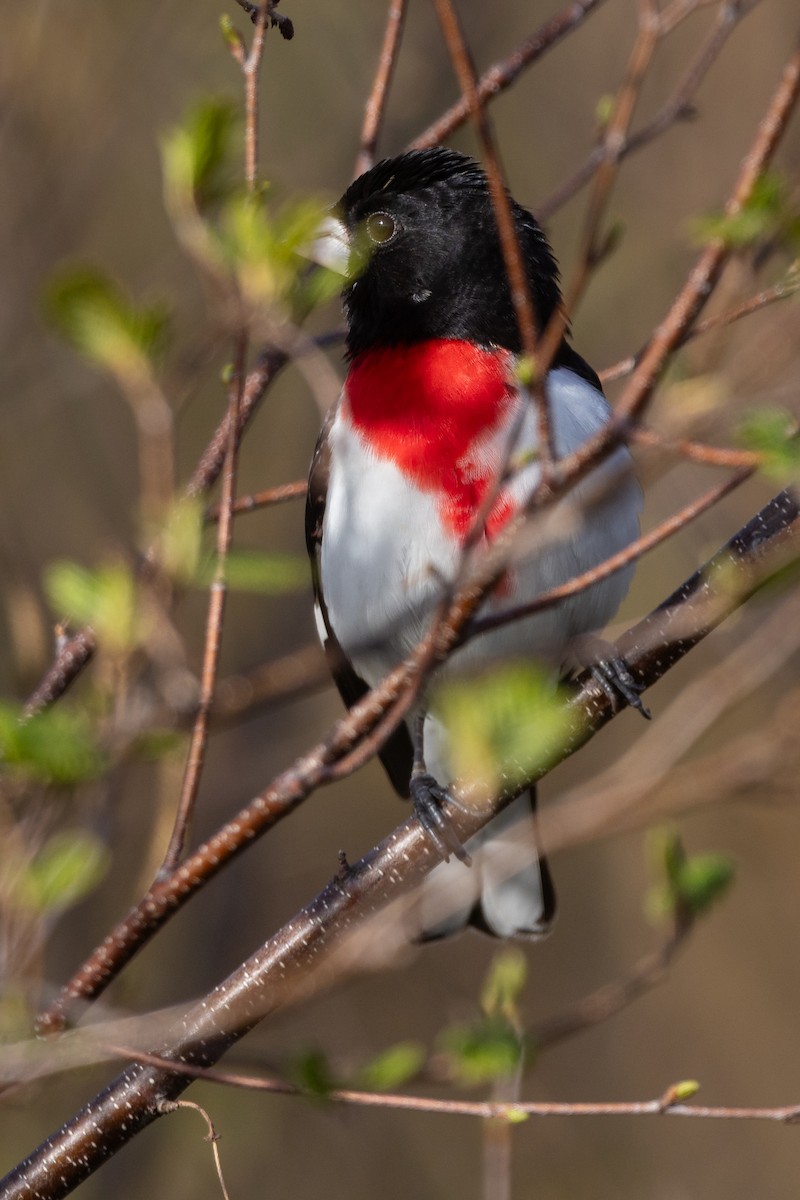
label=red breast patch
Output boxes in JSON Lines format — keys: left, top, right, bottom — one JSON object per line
{"left": 345, "top": 340, "right": 517, "bottom": 541}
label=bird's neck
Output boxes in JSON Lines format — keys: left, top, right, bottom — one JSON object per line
{"left": 344, "top": 339, "right": 517, "bottom": 540}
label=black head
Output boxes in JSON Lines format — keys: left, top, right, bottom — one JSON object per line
{"left": 334, "top": 148, "right": 563, "bottom": 359}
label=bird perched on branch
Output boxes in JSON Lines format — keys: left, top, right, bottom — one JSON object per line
{"left": 306, "top": 148, "right": 643, "bottom": 940}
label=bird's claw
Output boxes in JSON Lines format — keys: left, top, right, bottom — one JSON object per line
{"left": 590, "top": 656, "right": 651, "bottom": 719}
{"left": 409, "top": 773, "right": 472, "bottom": 865}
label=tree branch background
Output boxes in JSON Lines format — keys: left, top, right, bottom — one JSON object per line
{"left": 1, "top": 2, "right": 799, "bottom": 1198}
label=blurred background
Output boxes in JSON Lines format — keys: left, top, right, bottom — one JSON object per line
{"left": 1, "top": 1, "right": 800, "bottom": 1196}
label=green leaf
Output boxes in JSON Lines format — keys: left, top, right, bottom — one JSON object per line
{"left": 502, "top": 1107, "right": 530, "bottom": 1125}
{"left": 219, "top": 14, "right": 246, "bottom": 59}
{"left": 290, "top": 1049, "right": 337, "bottom": 1100}
{"left": 195, "top": 549, "right": 308, "bottom": 593}
{"left": 595, "top": 94, "right": 615, "bottom": 128}
{"left": 738, "top": 408, "right": 800, "bottom": 480}
{"left": 436, "top": 665, "right": 571, "bottom": 799}
{"left": 356, "top": 1042, "right": 426, "bottom": 1092}
{"left": 157, "top": 497, "right": 204, "bottom": 584}
{"left": 515, "top": 356, "right": 539, "bottom": 388}
{"left": 481, "top": 949, "right": 527, "bottom": 1021}
{"left": 16, "top": 831, "right": 109, "bottom": 914}
{"left": 219, "top": 192, "right": 341, "bottom": 313}
{"left": 677, "top": 854, "right": 736, "bottom": 915}
{"left": 45, "top": 270, "right": 168, "bottom": 377}
{"left": 161, "top": 98, "right": 238, "bottom": 212}
{"left": 440, "top": 1017, "right": 523, "bottom": 1087}
{"left": 45, "top": 561, "right": 139, "bottom": 653}
{"left": 690, "top": 171, "right": 800, "bottom": 252}
{"left": 0, "top": 704, "right": 104, "bottom": 786}
{"left": 647, "top": 828, "right": 735, "bottom": 922}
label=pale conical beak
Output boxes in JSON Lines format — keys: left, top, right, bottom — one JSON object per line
{"left": 304, "top": 215, "right": 350, "bottom": 276}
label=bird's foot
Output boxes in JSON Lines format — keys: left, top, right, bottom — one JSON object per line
{"left": 589, "top": 655, "right": 651, "bottom": 719}
{"left": 567, "top": 634, "right": 651, "bottom": 720}
{"left": 409, "top": 772, "right": 472, "bottom": 865}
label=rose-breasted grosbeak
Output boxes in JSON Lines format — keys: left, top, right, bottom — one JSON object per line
{"left": 307, "top": 148, "right": 642, "bottom": 940}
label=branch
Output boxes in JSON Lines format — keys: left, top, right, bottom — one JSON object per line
{"left": 158, "top": 331, "right": 247, "bottom": 872}
{"left": 432, "top": 0, "right": 554, "bottom": 466}
{"left": 354, "top": 0, "right": 408, "bottom": 177}
{"left": 470, "top": 465, "right": 751, "bottom": 638}
{"left": 410, "top": 0, "right": 609, "bottom": 150}
{"left": 185, "top": 347, "right": 287, "bottom": 498}
{"left": 9, "top": 486, "right": 799, "bottom": 1199}
{"left": 549, "top": 40, "right": 800, "bottom": 491}
{"left": 105, "top": 1048, "right": 800, "bottom": 1125}
{"left": 536, "top": 0, "right": 759, "bottom": 221}
{"left": 204, "top": 478, "right": 306, "bottom": 522}
{"left": 600, "top": 268, "right": 800, "bottom": 386}
{"left": 21, "top": 627, "right": 96, "bottom": 720}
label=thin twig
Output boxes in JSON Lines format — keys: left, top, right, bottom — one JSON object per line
{"left": 243, "top": 3, "right": 270, "bottom": 190}
{"left": 432, "top": 0, "right": 554, "bottom": 467}
{"left": 106, "top": 1046, "right": 800, "bottom": 1124}
{"left": 159, "top": 10, "right": 274, "bottom": 869}
{"left": 158, "top": 1100, "right": 231, "bottom": 1200}
{"left": 533, "top": 921, "right": 689, "bottom": 1050}
{"left": 631, "top": 427, "right": 761, "bottom": 469}
{"left": 548, "top": 42, "right": 800, "bottom": 493}
{"left": 186, "top": 348, "right": 287, "bottom": 498}
{"left": 601, "top": 268, "right": 800, "bottom": 385}
{"left": 536, "top": 0, "right": 759, "bottom": 221}
{"left": 616, "top": 40, "right": 800, "bottom": 426}
{"left": 21, "top": 628, "right": 96, "bottom": 720}
{"left": 204, "top": 479, "right": 306, "bottom": 522}
{"left": 471, "top": 465, "right": 751, "bottom": 637}
{"left": 160, "top": 332, "right": 248, "bottom": 873}
{"left": 354, "top": 0, "right": 408, "bottom": 178}
{"left": 411, "top": 0, "right": 609, "bottom": 150}
{"left": 536, "top": 0, "right": 667, "bottom": 377}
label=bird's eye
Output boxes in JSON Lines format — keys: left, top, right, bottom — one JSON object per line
{"left": 365, "top": 211, "right": 398, "bottom": 245}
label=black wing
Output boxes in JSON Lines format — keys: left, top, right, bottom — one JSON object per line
{"left": 552, "top": 340, "right": 603, "bottom": 392}
{"left": 306, "top": 409, "right": 414, "bottom": 798}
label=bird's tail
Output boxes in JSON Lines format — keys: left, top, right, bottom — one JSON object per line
{"left": 414, "top": 789, "right": 557, "bottom": 941}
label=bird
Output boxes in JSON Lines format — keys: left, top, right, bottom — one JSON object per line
{"left": 306, "top": 147, "right": 643, "bottom": 940}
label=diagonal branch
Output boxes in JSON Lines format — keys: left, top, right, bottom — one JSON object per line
{"left": 410, "top": 0, "right": 609, "bottom": 150}
{"left": 8, "top": 486, "right": 799, "bottom": 1199}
